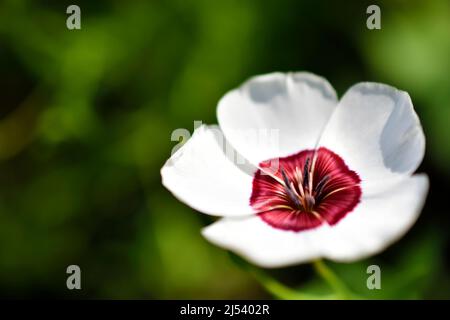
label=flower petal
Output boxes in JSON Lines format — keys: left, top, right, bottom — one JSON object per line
{"left": 322, "top": 174, "right": 429, "bottom": 261}
{"left": 217, "top": 72, "right": 338, "bottom": 165}
{"left": 161, "top": 125, "right": 256, "bottom": 217}
{"left": 202, "top": 175, "right": 428, "bottom": 267}
{"left": 319, "top": 83, "right": 425, "bottom": 187}
{"left": 202, "top": 215, "right": 329, "bottom": 268}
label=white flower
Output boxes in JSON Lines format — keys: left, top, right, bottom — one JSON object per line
{"left": 161, "top": 72, "right": 429, "bottom": 268}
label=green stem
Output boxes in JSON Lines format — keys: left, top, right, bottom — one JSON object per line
{"left": 231, "top": 254, "right": 335, "bottom": 300}
{"left": 312, "top": 259, "right": 353, "bottom": 299}
{"left": 249, "top": 266, "right": 331, "bottom": 300}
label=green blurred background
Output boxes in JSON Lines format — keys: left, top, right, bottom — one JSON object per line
{"left": 0, "top": 0, "right": 449, "bottom": 299}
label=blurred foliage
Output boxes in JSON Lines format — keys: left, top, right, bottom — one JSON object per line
{"left": 0, "top": 0, "right": 448, "bottom": 298}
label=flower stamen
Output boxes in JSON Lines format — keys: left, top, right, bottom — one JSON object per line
{"left": 303, "top": 157, "right": 310, "bottom": 190}
{"left": 314, "top": 175, "right": 330, "bottom": 197}
{"left": 280, "top": 167, "right": 303, "bottom": 209}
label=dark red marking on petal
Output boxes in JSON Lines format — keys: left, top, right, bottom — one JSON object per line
{"left": 250, "top": 147, "right": 361, "bottom": 232}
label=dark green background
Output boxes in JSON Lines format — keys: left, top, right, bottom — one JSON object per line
{"left": 0, "top": 0, "right": 449, "bottom": 299}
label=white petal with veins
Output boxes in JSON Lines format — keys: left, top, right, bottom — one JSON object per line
{"left": 161, "top": 125, "right": 255, "bottom": 217}
{"left": 322, "top": 174, "right": 429, "bottom": 261}
{"left": 202, "top": 215, "right": 329, "bottom": 268}
{"left": 318, "top": 82, "right": 425, "bottom": 189}
{"left": 217, "top": 72, "right": 338, "bottom": 165}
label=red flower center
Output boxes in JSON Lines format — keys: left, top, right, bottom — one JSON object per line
{"left": 250, "top": 147, "right": 362, "bottom": 232}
